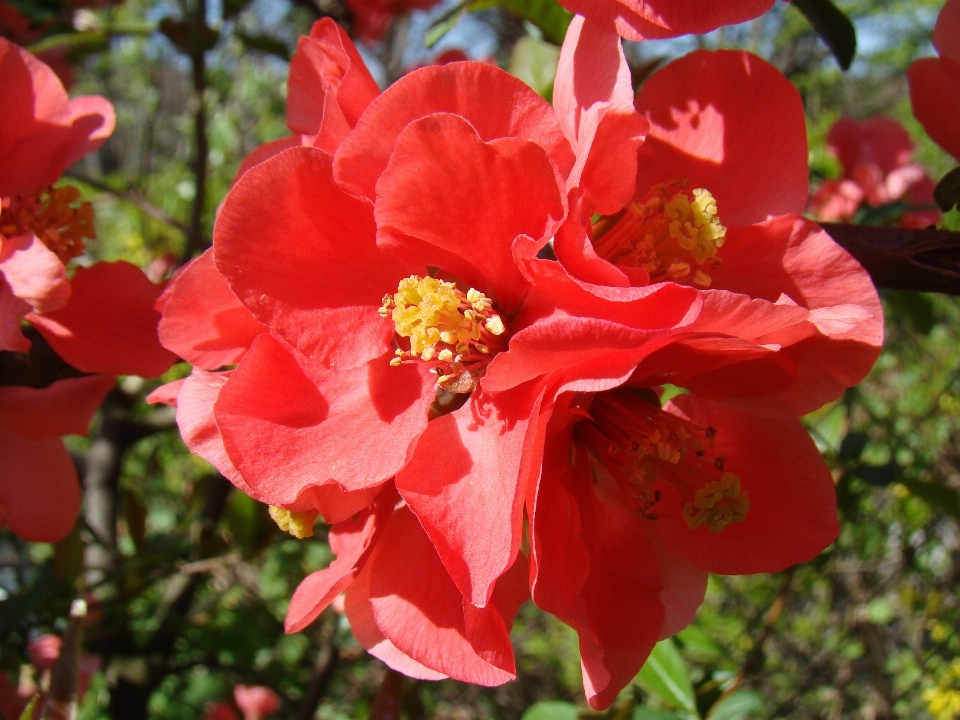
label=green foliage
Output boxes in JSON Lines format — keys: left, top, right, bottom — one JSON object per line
{"left": 635, "top": 640, "right": 697, "bottom": 717}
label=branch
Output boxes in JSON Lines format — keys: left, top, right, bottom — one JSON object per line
{"left": 182, "top": 0, "right": 210, "bottom": 263}
{"left": 822, "top": 223, "right": 960, "bottom": 295}
{"left": 66, "top": 172, "right": 189, "bottom": 235}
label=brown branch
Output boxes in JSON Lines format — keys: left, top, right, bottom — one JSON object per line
{"left": 65, "top": 172, "right": 189, "bottom": 235}
{"left": 295, "top": 617, "right": 340, "bottom": 720}
{"left": 822, "top": 223, "right": 960, "bottom": 295}
{"left": 182, "top": 0, "right": 210, "bottom": 263}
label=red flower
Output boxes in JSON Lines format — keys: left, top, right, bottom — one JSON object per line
{"left": 1, "top": 39, "right": 176, "bottom": 542}
{"left": 908, "top": 0, "right": 960, "bottom": 162}
{"left": 346, "top": 0, "right": 442, "bottom": 42}
{"left": 462, "top": 19, "right": 883, "bottom": 708}
{"left": 556, "top": 0, "right": 775, "bottom": 40}
{"left": 233, "top": 685, "right": 280, "bottom": 720}
{"left": 808, "top": 117, "right": 940, "bottom": 226}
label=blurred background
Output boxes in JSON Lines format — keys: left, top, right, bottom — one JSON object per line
{"left": 1, "top": 0, "right": 959, "bottom": 717}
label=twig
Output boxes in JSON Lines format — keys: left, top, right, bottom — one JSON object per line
{"left": 65, "top": 172, "right": 189, "bottom": 235}
{"left": 823, "top": 223, "right": 960, "bottom": 295}
{"left": 182, "top": 0, "right": 210, "bottom": 263}
{"left": 295, "top": 617, "right": 340, "bottom": 720}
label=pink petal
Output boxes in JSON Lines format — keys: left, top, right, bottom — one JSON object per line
{"left": 396, "top": 381, "right": 545, "bottom": 607}
{"left": 0, "top": 375, "right": 115, "bottom": 439}
{"left": 157, "top": 249, "right": 266, "bottom": 370}
{"left": 0, "top": 428, "right": 79, "bottom": 542}
{"left": 0, "top": 233, "right": 70, "bottom": 314}
{"left": 28, "top": 261, "right": 177, "bottom": 378}
{"left": 334, "top": 61, "right": 574, "bottom": 202}
{"left": 635, "top": 50, "right": 808, "bottom": 228}
{"left": 215, "top": 333, "right": 433, "bottom": 501}
{"left": 374, "top": 112, "right": 566, "bottom": 312}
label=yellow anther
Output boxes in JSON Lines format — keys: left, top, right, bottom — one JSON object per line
{"left": 268, "top": 506, "right": 319, "bottom": 539}
{"left": 379, "top": 275, "right": 511, "bottom": 393}
{"left": 682, "top": 473, "right": 749, "bottom": 532}
{"left": 590, "top": 181, "right": 727, "bottom": 287}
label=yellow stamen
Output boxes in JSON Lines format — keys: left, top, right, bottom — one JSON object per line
{"left": 268, "top": 506, "right": 319, "bottom": 539}
{"left": 591, "top": 181, "right": 727, "bottom": 287}
{"left": 380, "top": 275, "right": 508, "bottom": 394}
{"left": 576, "top": 389, "right": 749, "bottom": 533}
{"left": 0, "top": 185, "right": 95, "bottom": 264}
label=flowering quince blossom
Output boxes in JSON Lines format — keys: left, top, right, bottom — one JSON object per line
{"left": 151, "top": 18, "right": 647, "bottom": 685}
{"left": 346, "top": 0, "right": 442, "bottom": 42}
{"left": 233, "top": 685, "right": 281, "bottom": 720}
{"left": 808, "top": 117, "right": 940, "bottom": 227}
{"left": 556, "top": 0, "right": 775, "bottom": 40}
{"left": 0, "top": 38, "right": 176, "bottom": 542}
{"left": 448, "top": 17, "right": 882, "bottom": 708}
{"left": 908, "top": 0, "right": 960, "bottom": 163}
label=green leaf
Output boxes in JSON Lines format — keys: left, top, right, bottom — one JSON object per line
{"left": 634, "top": 710, "right": 683, "bottom": 720}
{"left": 897, "top": 477, "right": 960, "bottom": 524}
{"left": 706, "top": 691, "right": 763, "bottom": 720}
{"left": 425, "top": 0, "right": 470, "bottom": 48}
{"left": 942, "top": 207, "right": 960, "bottom": 232}
{"left": 934, "top": 167, "right": 960, "bottom": 213}
{"left": 473, "top": 0, "right": 573, "bottom": 45}
{"left": 508, "top": 35, "right": 561, "bottom": 98}
{"left": 791, "top": 0, "right": 857, "bottom": 70}
{"left": 635, "top": 639, "right": 696, "bottom": 715}
{"left": 521, "top": 701, "right": 581, "bottom": 720}
{"left": 18, "top": 696, "right": 39, "bottom": 720}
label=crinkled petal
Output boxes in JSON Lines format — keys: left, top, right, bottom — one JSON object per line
{"left": 214, "top": 146, "right": 417, "bottom": 366}
{"left": 0, "top": 39, "right": 114, "bottom": 196}
{"left": 28, "top": 261, "right": 177, "bottom": 378}
{"left": 361, "top": 506, "right": 517, "bottom": 686}
{"left": 656, "top": 396, "right": 839, "bottom": 574}
{"left": 635, "top": 50, "right": 808, "bottom": 227}
{"left": 554, "top": 16, "right": 647, "bottom": 216}
{"left": 286, "top": 487, "right": 395, "bottom": 633}
{"left": 0, "top": 375, "right": 115, "bottom": 439}
{"left": 396, "top": 381, "right": 545, "bottom": 608}
{"left": 0, "top": 233, "right": 70, "bottom": 314}
{"left": 157, "top": 249, "right": 266, "bottom": 370}
{"left": 0, "top": 427, "right": 79, "bottom": 542}
{"left": 215, "top": 333, "right": 433, "bottom": 501}
{"left": 287, "top": 18, "right": 380, "bottom": 150}
{"left": 334, "top": 62, "right": 574, "bottom": 202}
{"left": 375, "top": 113, "right": 566, "bottom": 312}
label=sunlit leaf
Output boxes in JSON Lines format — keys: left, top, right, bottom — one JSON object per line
{"left": 706, "top": 691, "right": 763, "bottom": 720}
{"left": 635, "top": 639, "right": 696, "bottom": 715}
{"left": 508, "top": 35, "right": 560, "bottom": 99}
{"left": 521, "top": 701, "right": 581, "bottom": 720}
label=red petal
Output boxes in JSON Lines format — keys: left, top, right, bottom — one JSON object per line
{"left": 363, "top": 506, "right": 516, "bottom": 685}
{"left": 213, "top": 146, "right": 417, "bottom": 366}
{"left": 656, "top": 396, "right": 840, "bottom": 574}
{"left": 908, "top": 57, "right": 960, "bottom": 162}
{"left": 286, "top": 487, "right": 395, "bottom": 633}
{"left": 0, "top": 428, "right": 79, "bottom": 542}
{"left": 215, "top": 333, "right": 432, "bottom": 502}
{"left": 554, "top": 16, "right": 647, "bottom": 215}
{"left": 706, "top": 216, "right": 883, "bottom": 416}
{"left": 28, "top": 261, "right": 177, "bottom": 378}
{"left": 286, "top": 19, "right": 380, "bottom": 150}
{"left": 375, "top": 113, "right": 566, "bottom": 312}
{"left": 557, "top": 0, "right": 775, "bottom": 41}
{"left": 653, "top": 540, "right": 707, "bottom": 639}
{"left": 396, "top": 381, "right": 544, "bottom": 607}
{"left": 0, "top": 233, "right": 70, "bottom": 314}
{"left": 934, "top": 0, "right": 960, "bottom": 66}
{"left": 531, "top": 431, "right": 664, "bottom": 710}
{"left": 0, "top": 279, "right": 31, "bottom": 352}
{"left": 635, "top": 50, "right": 808, "bottom": 228}
{"left": 827, "top": 117, "right": 914, "bottom": 178}
{"left": 334, "top": 62, "right": 574, "bottom": 202}
{"left": 232, "top": 136, "right": 303, "bottom": 185}
{"left": 0, "top": 375, "right": 114, "bottom": 439}
{"left": 157, "top": 249, "right": 265, "bottom": 370}
{"left": 0, "top": 39, "right": 114, "bottom": 197}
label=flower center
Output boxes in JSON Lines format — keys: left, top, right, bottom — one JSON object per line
{"left": 575, "top": 388, "right": 749, "bottom": 533}
{"left": 0, "top": 185, "right": 95, "bottom": 264}
{"left": 590, "top": 180, "right": 726, "bottom": 288}
{"left": 380, "top": 275, "right": 508, "bottom": 394}
{"left": 268, "top": 506, "right": 319, "bottom": 539}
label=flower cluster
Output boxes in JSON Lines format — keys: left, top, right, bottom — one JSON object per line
{"left": 151, "top": 8, "right": 884, "bottom": 709}
{"left": 0, "top": 38, "right": 175, "bottom": 543}
{"left": 908, "top": 0, "right": 960, "bottom": 163}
